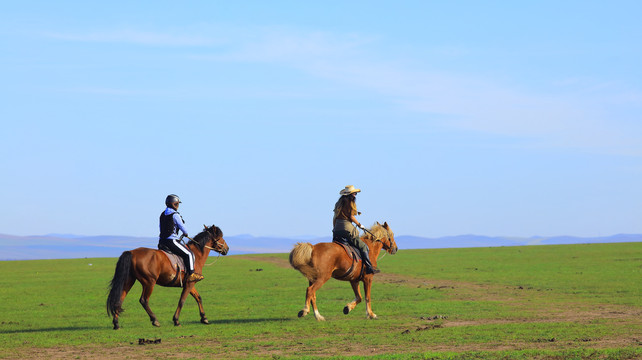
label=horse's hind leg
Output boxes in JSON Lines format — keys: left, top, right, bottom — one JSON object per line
{"left": 113, "top": 277, "right": 136, "bottom": 330}
{"left": 139, "top": 280, "right": 161, "bottom": 327}
{"left": 343, "top": 281, "right": 362, "bottom": 315}
{"left": 298, "top": 280, "right": 315, "bottom": 318}
{"left": 307, "top": 274, "right": 331, "bottom": 321}
{"left": 298, "top": 281, "right": 312, "bottom": 318}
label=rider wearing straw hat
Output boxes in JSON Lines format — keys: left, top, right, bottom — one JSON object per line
{"left": 332, "top": 185, "right": 380, "bottom": 274}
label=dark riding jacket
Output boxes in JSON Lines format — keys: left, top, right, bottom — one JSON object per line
{"left": 158, "top": 208, "right": 189, "bottom": 241}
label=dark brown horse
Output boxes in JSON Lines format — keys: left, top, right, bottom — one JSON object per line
{"left": 289, "top": 221, "right": 398, "bottom": 321}
{"left": 106, "top": 224, "right": 229, "bottom": 329}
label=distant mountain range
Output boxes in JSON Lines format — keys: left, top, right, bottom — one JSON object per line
{"left": 0, "top": 233, "right": 640, "bottom": 260}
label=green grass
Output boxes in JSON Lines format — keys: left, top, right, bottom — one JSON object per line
{"left": 0, "top": 243, "right": 640, "bottom": 359}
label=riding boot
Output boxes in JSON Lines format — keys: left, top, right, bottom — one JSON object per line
{"left": 361, "top": 251, "right": 380, "bottom": 274}
{"left": 187, "top": 272, "right": 204, "bottom": 282}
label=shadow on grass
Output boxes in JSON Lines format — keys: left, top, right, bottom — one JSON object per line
{"left": 189, "top": 317, "right": 295, "bottom": 325}
{"left": 0, "top": 326, "right": 102, "bottom": 334}
{"left": 0, "top": 318, "right": 294, "bottom": 334}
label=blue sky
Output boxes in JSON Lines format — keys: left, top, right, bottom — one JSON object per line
{"left": 1, "top": 1, "right": 641, "bottom": 239}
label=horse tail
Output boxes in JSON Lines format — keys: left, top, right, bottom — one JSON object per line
{"left": 106, "top": 251, "right": 133, "bottom": 317}
{"left": 289, "top": 242, "right": 317, "bottom": 281}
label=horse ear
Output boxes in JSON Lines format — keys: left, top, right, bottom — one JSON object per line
{"left": 203, "top": 224, "right": 208, "bottom": 230}
{"left": 383, "top": 221, "right": 388, "bottom": 228}
{"left": 376, "top": 221, "right": 381, "bottom": 226}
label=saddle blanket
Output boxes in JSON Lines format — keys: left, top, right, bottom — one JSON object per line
{"left": 159, "top": 249, "right": 186, "bottom": 273}
{"left": 332, "top": 238, "right": 362, "bottom": 262}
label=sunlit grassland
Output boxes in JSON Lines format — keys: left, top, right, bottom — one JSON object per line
{"left": 0, "top": 242, "right": 640, "bottom": 359}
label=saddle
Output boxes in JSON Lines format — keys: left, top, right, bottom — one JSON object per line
{"left": 332, "top": 237, "right": 362, "bottom": 262}
{"left": 158, "top": 246, "right": 186, "bottom": 284}
{"left": 332, "top": 237, "right": 365, "bottom": 280}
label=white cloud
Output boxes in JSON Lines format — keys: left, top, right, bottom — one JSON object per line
{"left": 205, "top": 29, "right": 642, "bottom": 157}
{"left": 44, "top": 26, "right": 642, "bottom": 156}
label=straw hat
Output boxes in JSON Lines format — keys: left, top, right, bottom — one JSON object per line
{"left": 339, "top": 185, "right": 361, "bottom": 196}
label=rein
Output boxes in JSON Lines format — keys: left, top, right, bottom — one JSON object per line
{"left": 204, "top": 251, "right": 221, "bottom": 266}
{"left": 184, "top": 235, "right": 222, "bottom": 267}
{"left": 202, "top": 237, "right": 222, "bottom": 266}
{"left": 362, "top": 228, "right": 392, "bottom": 262}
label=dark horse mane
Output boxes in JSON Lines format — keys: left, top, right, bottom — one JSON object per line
{"left": 189, "top": 225, "right": 223, "bottom": 252}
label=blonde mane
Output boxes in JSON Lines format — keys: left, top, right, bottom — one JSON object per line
{"left": 363, "top": 222, "right": 392, "bottom": 242}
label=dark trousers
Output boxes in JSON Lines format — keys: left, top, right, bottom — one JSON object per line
{"left": 333, "top": 230, "right": 375, "bottom": 270}
{"left": 159, "top": 238, "right": 195, "bottom": 274}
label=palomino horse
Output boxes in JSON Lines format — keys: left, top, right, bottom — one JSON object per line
{"left": 289, "top": 221, "right": 398, "bottom": 321}
{"left": 106, "top": 224, "right": 229, "bottom": 329}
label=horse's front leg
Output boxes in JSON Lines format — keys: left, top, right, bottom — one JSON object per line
{"left": 363, "top": 276, "right": 377, "bottom": 319}
{"left": 343, "top": 280, "right": 362, "bottom": 315}
{"left": 189, "top": 286, "right": 209, "bottom": 325}
{"left": 173, "top": 284, "right": 193, "bottom": 326}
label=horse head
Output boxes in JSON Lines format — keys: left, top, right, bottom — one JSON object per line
{"left": 376, "top": 221, "right": 398, "bottom": 255}
{"left": 196, "top": 224, "right": 229, "bottom": 255}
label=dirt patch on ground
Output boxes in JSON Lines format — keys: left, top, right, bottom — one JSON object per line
{"left": 236, "top": 255, "right": 291, "bottom": 269}
{"left": 8, "top": 335, "right": 640, "bottom": 360}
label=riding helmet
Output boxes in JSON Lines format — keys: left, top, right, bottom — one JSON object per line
{"left": 165, "top": 194, "right": 181, "bottom": 207}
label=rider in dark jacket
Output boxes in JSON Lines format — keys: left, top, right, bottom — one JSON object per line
{"left": 158, "top": 194, "right": 203, "bottom": 282}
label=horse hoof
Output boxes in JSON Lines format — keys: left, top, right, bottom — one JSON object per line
{"left": 298, "top": 310, "right": 305, "bottom": 318}
{"left": 201, "top": 318, "right": 210, "bottom": 325}
{"left": 343, "top": 306, "right": 350, "bottom": 315}
{"left": 113, "top": 325, "right": 120, "bottom": 330}
{"left": 152, "top": 320, "right": 161, "bottom": 327}
{"left": 174, "top": 322, "right": 181, "bottom": 327}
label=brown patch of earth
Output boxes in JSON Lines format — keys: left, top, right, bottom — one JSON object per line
{"left": 236, "top": 255, "right": 291, "bottom": 269}
{"left": 7, "top": 336, "right": 641, "bottom": 360}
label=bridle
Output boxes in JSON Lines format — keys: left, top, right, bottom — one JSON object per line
{"left": 363, "top": 228, "right": 391, "bottom": 246}
{"left": 363, "top": 228, "right": 394, "bottom": 256}
{"left": 182, "top": 232, "right": 224, "bottom": 266}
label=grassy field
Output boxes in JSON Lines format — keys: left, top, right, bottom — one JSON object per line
{"left": 0, "top": 242, "right": 640, "bottom": 359}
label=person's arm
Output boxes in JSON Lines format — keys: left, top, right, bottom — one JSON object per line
{"left": 174, "top": 213, "right": 189, "bottom": 237}
{"left": 350, "top": 214, "right": 364, "bottom": 229}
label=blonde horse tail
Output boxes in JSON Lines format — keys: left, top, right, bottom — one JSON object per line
{"left": 289, "top": 242, "right": 317, "bottom": 281}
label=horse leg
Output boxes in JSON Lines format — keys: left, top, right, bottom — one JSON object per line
{"left": 298, "top": 281, "right": 313, "bottom": 318}
{"left": 188, "top": 286, "right": 210, "bottom": 325}
{"left": 112, "top": 277, "right": 136, "bottom": 330}
{"left": 139, "top": 280, "right": 161, "bottom": 327}
{"left": 309, "top": 274, "right": 332, "bottom": 321}
{"left": 343, "top": 281, "right": 362, "bottom": 315}
{"left": 363, "top": 276, "right": 377, "bottom": 319}
{"left": 173, "top": 284, "right": 193, "bottom": 326}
